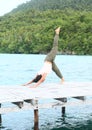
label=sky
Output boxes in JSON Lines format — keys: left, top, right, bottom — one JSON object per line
{"left": 0, "top": 0, "right": 30, "bottom": 16}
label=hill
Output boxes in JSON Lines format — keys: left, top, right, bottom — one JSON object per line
{"left": 12, "top": 0, "right": 92, "bottom": 12}
{"left": 0, "top": 0, "right": 92, "bottom": 55}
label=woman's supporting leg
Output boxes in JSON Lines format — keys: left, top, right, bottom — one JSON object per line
{"left": 52, "top": 62, "right": 63, "bottom": 79}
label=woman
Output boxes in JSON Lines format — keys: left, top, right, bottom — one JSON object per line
{"left": 23, "top": 27, "right": 64, "bottom": 88}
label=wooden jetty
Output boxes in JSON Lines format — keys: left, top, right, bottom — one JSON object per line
{"left": 0, "top": 82, "right": 92, "bottom": 130}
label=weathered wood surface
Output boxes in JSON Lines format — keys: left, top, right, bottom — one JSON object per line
{"left": 1, "top": 82, "right": 92, "bottom": 130}
{"left": 0, "top": 82, "right": 92, "bottom": 114}
{"left": 0, "top": 82, "right": 92, "bottom": 103}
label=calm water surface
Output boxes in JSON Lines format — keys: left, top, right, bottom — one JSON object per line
{"left": 0, "top": 54, "right": 92, "bottom": 130}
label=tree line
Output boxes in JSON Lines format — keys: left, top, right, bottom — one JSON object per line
{"left": 0, "top": 0, "right": 92, "bottom": 55}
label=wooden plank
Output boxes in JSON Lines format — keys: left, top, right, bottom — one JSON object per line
{"left": 0, "top": 82, "right": 92, "bottom": 103}
{"left": 55, "top": 98, "right": 67, "bottom": 102}
{"left": 0, "top": 87, "right": 24, "bottom": 103}
{"left": 0, "top": 103, "right": 33, "bottom": 114}
{"left": 73, "top": 96, "right": 85, "bottom": 101}
{"left": 38, "top": 99, "right": 92, "bottom": 108}
{"left": 12, "top": 102, "right": 24, "bottom": 108}
{"left": 0, "top": 99, "right": 92, "bottom": 114}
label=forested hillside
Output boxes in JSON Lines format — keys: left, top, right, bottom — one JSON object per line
{"left": 12, "top": 0, "right": 92, "bottom": 12}
{"left": 0, "top": 0, "right": 92, "bottom": 55}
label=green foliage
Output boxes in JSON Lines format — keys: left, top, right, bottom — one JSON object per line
{"left": 12, "top": 0, "right": 92, "bottom": 12}
{"left": 0, "top": 0, "right": 92, "bottom": 55}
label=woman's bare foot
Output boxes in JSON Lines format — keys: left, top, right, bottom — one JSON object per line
{"left": 55, "top": 27, "right": 60, "bottom": 34}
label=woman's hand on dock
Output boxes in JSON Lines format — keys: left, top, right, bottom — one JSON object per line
{"left": 21, "top": 84, "right": 28, "bottom": 86}
{"left": 29, "top": 84, "right": 38, "bottom": 88}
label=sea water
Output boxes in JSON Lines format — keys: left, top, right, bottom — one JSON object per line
{"left": 0, "top": 54, "right": 92, "bottom": 130}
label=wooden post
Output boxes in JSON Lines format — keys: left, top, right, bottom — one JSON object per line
{"left": 61, "top": 98, "right": 67, "bottom": 117}
{"left": 34, "top": 109, "right": 39, "bottom": 130}
{"left": 55, "top": 98, "right": 67, "bottom": 117}
{"left": 33, "top": 100, "right": 39, "bottom": 130}
{"left": 0, "top": 104, "right": 2, "bottom": 125}
{"left": 62, "top": 107, "right": 65, "bottom": 117}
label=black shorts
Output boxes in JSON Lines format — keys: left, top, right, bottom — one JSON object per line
{"left": 32, "top": 74, "right": 42, "bottom": 83}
